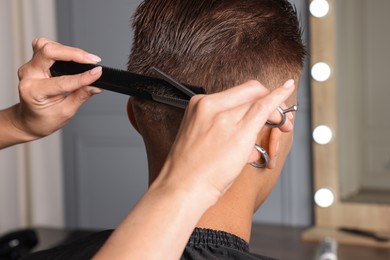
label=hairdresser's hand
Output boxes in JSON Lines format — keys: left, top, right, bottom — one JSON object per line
{"left": 14, "top": 38, "right": 103, "bottom": 141}
{"left": 156, "top": 79, "right": 295, "bottom": 203}
{"left": 95, "top": 80, "right": 295, "bottom": 260}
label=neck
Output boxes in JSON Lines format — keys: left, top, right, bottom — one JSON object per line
{"left": 147, "top": 151, "right": 281, "bottom": 243}
{"left": 195, "top": 168, "right": 261, "bottom": 242}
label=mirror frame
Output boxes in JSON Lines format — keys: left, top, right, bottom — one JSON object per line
{"left": 305, "top": 0, "right": 390, "bottom": 247}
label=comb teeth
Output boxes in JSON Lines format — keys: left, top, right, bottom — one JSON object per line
{"left": 50, "top": 61, "right": 207, "bottom": 109}
{"left": 150, "top": 67, "right": 196, "bottom": 97}
{"left": 151, "top": 94, "right": 189, "bottom": 109}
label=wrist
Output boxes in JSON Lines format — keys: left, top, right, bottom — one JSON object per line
{"left": 13, "top": 103, "right": 43, "bottom": 140}
{"left": 152, "top": 161, "right": 221, "bottom": 210}
{"left": 5, "top": 104, "right": 38, "bottom": 143}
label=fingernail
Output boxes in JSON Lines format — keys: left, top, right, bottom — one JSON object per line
{"left": 283, "top": 79, "right": 295, "bottom": 89}
{"left": 90, "top": 66, "right": 102, "bottom": 75}
{"left": 87, "top": 86, "right": 103, "bottom": 94}
{"left": 85, "top": 53, "right": 102, "bottom": 63}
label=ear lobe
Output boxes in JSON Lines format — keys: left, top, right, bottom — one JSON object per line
{"left": 267, "top": 128, "right": 282, "bottom": 169}
{"left": 127, "top": 98, "right": 140, "bottom": 133}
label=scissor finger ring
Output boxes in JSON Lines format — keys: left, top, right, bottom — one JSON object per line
{"left": 265, "top": 105, "right": 298, "bottom": 128}
{"left": 250, "top": 144, "right": 269, "bottom": 169}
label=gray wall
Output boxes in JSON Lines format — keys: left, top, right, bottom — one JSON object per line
{"left": 57, "top": 0, "right": 312, "bottom": 230}
{"left": 253, "top": 0, "right": 312, "bottom": 226}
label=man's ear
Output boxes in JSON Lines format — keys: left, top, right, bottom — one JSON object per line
{"left": 127, "top": 98, "right": 140, "bottom": 134}
{"left": 267, "top": 128, "right": 282, "bottom": 169}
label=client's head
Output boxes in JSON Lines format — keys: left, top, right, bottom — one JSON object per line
{"left": 127, "top": 0, "right": 306, "bottom": 183}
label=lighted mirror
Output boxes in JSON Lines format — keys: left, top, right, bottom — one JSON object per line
{"left": 336, "top": 0, "right": 390, "bottom": 204}
{"left": 306, "top": 0, "right": 390, "bottom": 245}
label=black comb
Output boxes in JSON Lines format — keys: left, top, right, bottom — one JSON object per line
{"left": 50, "top": 61, "right": 206, "bottom": 109}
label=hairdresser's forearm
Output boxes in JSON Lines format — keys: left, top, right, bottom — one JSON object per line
{"left": 0, "top": 104, "right": 36, "bottom": 149}
{"left": 93, "top": 180, "right": 215, "bottom": 260}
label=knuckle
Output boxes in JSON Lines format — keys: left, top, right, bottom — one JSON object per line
{"left": 190, "top": 94, "right": 203, "bottom": 104}
{"left": 195, "top": 95, "right": 214, "bottom": 112}
{"left": 32, "top": 37, "right": 50, "bottom": 49}
{"left": 40, "top": 41, "right": 56, "bottom": 58}
{"left": 17, "top": 64, "right": 27, "bottom": 79}
{"left": 18, "top": 78, "right": 33, "bottom": 94}
{"left": 187, "top": 95, "right": 202, "bottom": 109}
{"left": 18, "top": 80, "right": 42, "bottom": 103}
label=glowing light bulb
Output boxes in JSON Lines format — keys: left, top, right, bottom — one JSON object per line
{"left": 313, "top": 125, "right": 332, "bottom": 145}
{"left": 315, "top": 188, "right": 335, "bottom": 208}
{"left": 311, "top": 62, "right": 331, "bottom": 82}
{"left": 310, "top": 0, "right": 330, "bottom": 18}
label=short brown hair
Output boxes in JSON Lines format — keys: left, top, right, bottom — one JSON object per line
{"left": 128, "top": 0, "right": 306, "bottom": 143}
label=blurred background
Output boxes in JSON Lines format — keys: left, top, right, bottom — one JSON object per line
{"left": 0, "top": 0, "right": 311, "bottom": 234}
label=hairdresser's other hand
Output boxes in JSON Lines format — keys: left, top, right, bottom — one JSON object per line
{"left": 14, "top": 37, "right": 103, "bottom": 141}
{"left": 156, "top": 79, "right": 295, "bottom": 204}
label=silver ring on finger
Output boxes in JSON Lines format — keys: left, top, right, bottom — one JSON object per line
{"left": 265, "top": 106, "right": 287, "bottom": 128}
{"left": 250, "top": 144, "right": 269, "bottom": 169}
